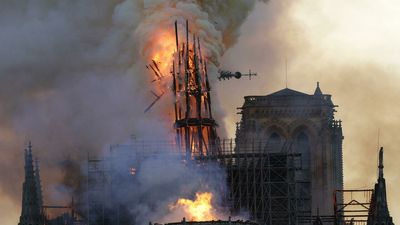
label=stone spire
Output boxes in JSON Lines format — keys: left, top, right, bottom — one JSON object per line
{"left": 35, "top": 158, "right": 43, "bottom": 211}
{"left": 367, "top": 147, "right": 395, "bottom": 225}
{"left": 18, "top": 142, "right": 44, "bottom": 225}
{"left": 378, "top": 147, "right": 384, "bottom": 180}
{"left": 314, "top": 82, "right": 323, "bottom": 95}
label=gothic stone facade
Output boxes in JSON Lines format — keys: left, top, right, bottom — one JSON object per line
{"left": 235, "top": 84, "right": 344, "bottom": 216}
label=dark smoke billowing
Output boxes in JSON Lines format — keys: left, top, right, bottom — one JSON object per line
{"left": 0, "top": 0, "right": 267, "bottom": 224}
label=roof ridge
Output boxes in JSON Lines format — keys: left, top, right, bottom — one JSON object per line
{"left": 267, "top": 88, "right": 310, "bottom": 97}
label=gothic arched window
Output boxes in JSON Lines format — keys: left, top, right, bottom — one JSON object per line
{"left": 294, "top": 131, "right": 312, "bottom": 212}
{"left": 297, "top": 132, "right": 309, "bottom": 144}
{"left": 296, "top": 131, "right": 311, "bottom": 171}
{"left": 270, "top": 132, "right": 281, "bottom": 144}
{"left": 266, "top": 132, "right": 282, "bottom": 151}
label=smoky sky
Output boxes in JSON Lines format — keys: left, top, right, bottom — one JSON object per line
{"left": 2, "top": 0, "right": 399, "bottom": 224}
{"left": 0, "top": 0, "right": 270, "bottom": 224}
{"left": 217, "top": 1, "right": 400, "bottom": 224}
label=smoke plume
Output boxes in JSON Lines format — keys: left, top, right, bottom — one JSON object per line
{"left": 92, "top": 150, "right": 229, "bottom": 224}
{"left": 0, "top": 0, "right": 268, "bottom": 224}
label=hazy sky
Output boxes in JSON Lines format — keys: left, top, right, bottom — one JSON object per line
{"left": 2, "top": 0, "right": 400, "bottom": 224}
{"left": 218, "top": 0, "right": 400, "bottom": 223}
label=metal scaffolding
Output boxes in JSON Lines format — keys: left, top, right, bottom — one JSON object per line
{"left": 85, "top": 139, "right": 316, "bottom": 225}
{"left": 334, "top": 189, "right": 373, "bottom": 225}
{"left": 86, "top": 156, "right": 112, "bottom": 225}
{"left": 207, "top": 139, "right": 311, "bottom": 225}
{"left": 86, "top": 142, "right": 184, "bottom": 225}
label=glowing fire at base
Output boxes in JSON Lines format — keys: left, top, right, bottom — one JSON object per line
{"left": 170, "top": 192, "right": 218, "bottom": 221}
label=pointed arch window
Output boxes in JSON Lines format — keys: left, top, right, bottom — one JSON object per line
{"left": 270, "top": 132, "right": 281, "bottom": 143}
{"left": 266, "top": 132, "right": 282, "bottom": 151}
{"left": 294, "top": 131, "right": 312, "bottom": 212}
{"left": 295, "top": 131, "right": 311, "bottom": 171}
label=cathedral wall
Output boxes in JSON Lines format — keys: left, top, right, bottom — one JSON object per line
{"left": 235, "top": 92, "right": 343, "bottom": 217}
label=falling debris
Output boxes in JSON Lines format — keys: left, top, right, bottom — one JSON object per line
{"left": 147, "top": 60, "right": 170, "bottom": 83}
{"left": 144, "top": 90, "right": 165, "bottom": 113}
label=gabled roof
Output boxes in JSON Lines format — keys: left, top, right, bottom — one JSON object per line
{"left": 267, "top": 88, "right": 309, "bottom": 97}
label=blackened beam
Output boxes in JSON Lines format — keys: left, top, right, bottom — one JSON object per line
{"left": 144, "top": 91, "right": 164, "bottom": 113}
{"left": 152, "top": 60, "right": 162, "bottom": 75}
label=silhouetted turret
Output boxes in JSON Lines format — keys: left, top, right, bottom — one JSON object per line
{"left": 18, "top": 142, "right": 44, "bottom": 225}
{"left": 367, "top": 147, "right": 395, "bottom": 225}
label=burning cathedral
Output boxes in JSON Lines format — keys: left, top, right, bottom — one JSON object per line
{"left": 17, "top": 21, "right": 396, "bottom": 225}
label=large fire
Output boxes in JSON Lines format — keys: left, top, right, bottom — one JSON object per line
{"left": 146, "top": 29, "right": 176, "bottom": 78}
{"left": 170, "top": 192, "right": 218, "bottom": 221}
{"left": 144, "top": 20, "right": 218, "bottom": 157}
{"left": 142, "top": 28, "right": 176, "bottom": 119}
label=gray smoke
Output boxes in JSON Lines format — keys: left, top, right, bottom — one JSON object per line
{"left": 92, "top": 149, "right": 229, "bottom": 224}
{"left": 0, "top": 0, "right": 268, "bottom": 224}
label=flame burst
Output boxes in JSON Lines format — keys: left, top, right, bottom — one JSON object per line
{"left": 171, "top": 192, "right": 217, "bottom": 221}
{"left": 142, "top": 28, "right": 176, "bottom": 119}
{"left": 146, "top": 29, "right": 176, "bottom": 77}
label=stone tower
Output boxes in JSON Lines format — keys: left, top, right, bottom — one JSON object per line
{"left": 18, "top": 142, "right": 44, "bottom": 225}
{"left": 367, "top": 147, "right": 395, "bottom": 225}
{"left": 236, "top": 83, "right": 344, "bottom": 216}
{"left": 34, "top": 158, "right": 43, "bottom": 211}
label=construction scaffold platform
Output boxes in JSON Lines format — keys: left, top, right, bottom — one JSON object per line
{"left": 84, "top": 139, "right": 316, "bottom": 225}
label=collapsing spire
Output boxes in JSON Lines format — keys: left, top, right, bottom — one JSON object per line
{"left": 171, "top": 20, "right": 220, "bottom": 158}
{"left": 18, "top": 142, "right": 44, "bottom": 225}
{"left": 367, "top": 147, "right": 394, "bottom": 225}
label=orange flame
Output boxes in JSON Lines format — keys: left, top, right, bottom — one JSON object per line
{"left": 147, "top": 29, "right": 176, "bottom": 76}
{"left": 170, "top": 192, "right": 217, "bottom": 221}
{"left": 142, "top": 28, "right": 176, "bottom": 122}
